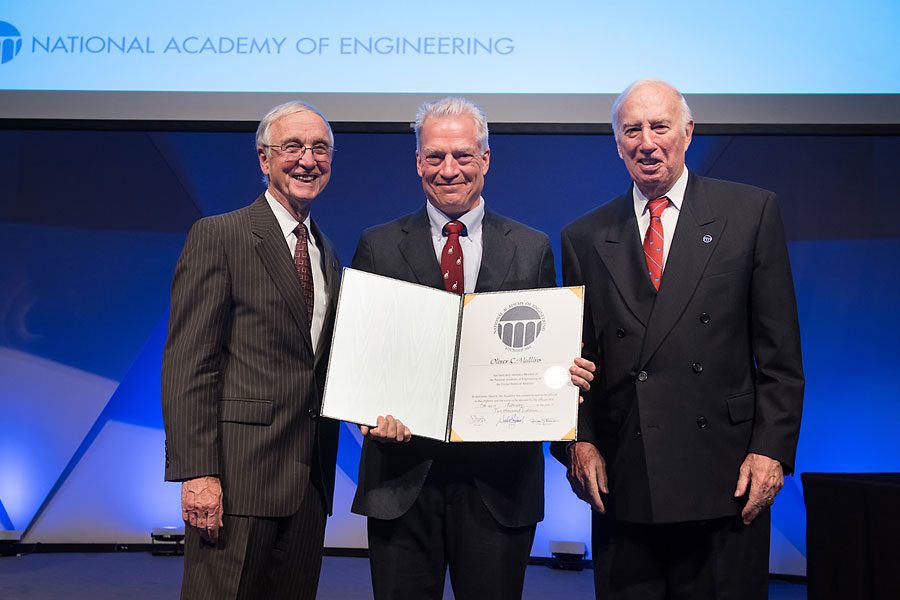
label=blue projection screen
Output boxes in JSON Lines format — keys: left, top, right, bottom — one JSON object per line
{"left": 1, "top": 0, "right": 900, "bottom": 124}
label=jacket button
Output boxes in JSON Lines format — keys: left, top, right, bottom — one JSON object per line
{"left": 636, "top": 429, "right": 642, "bottom": 437}
{"left": 616, "top": 328, "right": 626, "bottom": 338}
{"left": 637, "top": 370, "right": 648, "bottom": 382}
{"left": 307, "top": 408, "right": 318, "bottom": 420}
{"left": 700, "top": 313, "right": 711, "bottom": 324}
{"left": 697, "top": 416, "right": 708, "bottom": 428}
{"left": 692, "top": 362, "right": 703, "bottom": 373}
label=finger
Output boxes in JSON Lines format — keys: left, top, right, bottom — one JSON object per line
{"left": 573, "top": 356, "right": 596, "bottom": 375}
{"left": 401, "top": 426, "right": 412, "bottom": 442}
{"left": 359, "top": 425, "right": 370, "bottom": 436}
{"left": 578, "top": 395, "right": 585, "bottom": 405}
{"left": 741, "top": 498, "right": 767, "bottom": 525}
{"left": 582, "top": 475, "right": 605, "bottom": 513}
{"left": 569, "top": 371, "right": 591, "bottom": 392}
{"left": 207, "top": 521, "right": 220, "bottom": 543}
{"left": 734, "top": 467, "right": 750, "bottom": 497}
{"left": 596, "top": 463, "right": 609, "bottom": 495}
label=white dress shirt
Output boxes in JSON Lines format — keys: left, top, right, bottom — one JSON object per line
{"left": 265, "top": 191, "right": 328, "bottom": 350}
{"left": 426, "top": 198, "right": 485, "bottom": 294}
{"left": 632, "top": 168, "right": 690, "bottom": 274}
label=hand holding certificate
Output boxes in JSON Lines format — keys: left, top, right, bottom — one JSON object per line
{"left": 321, "top": 268, "right": 584, "bottom": 442}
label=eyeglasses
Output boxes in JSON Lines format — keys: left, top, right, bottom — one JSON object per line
{"left": 263, "top": 142, "right": 334, "bottom": 161}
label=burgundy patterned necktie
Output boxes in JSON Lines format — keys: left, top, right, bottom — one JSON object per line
{"left": 643, "top": 197, "right": 668, "bottom": 290}
{"left": 293, "top": 223, "right": 315, "bottom": 325}
{"left": 441, "top": 220, "right": 465, "bottom": 294}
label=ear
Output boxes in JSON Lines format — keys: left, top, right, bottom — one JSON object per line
{"left": 258, "top": 146, "right": 270, "bottom": 177}
{"left": 481, "top": 148, "right": 491, "bottom": 175}
{"left": 616, "top": 139, "right": 625, "bottom": 161}
{"left": 683, "top": 120, "right": 695, "bottom": 153}
{"left": 416, "top": 150, "right": 425, "bottom": 178}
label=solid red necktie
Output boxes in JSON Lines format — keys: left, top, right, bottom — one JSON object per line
{"left": 643, "top": 197, "right": 668, "bottom": 290}
{"left": 293, "top": 223, "right": 315, "bottom": 325}
{"left": 441, "top": 221, "right": 465, "bottom": 294}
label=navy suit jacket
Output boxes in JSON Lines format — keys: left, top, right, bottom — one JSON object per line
{"left": 350, "top": 206, "right": 556, "bottom": 528}
{"left": 557, "top": 174, "right": 804, "bottom": 524}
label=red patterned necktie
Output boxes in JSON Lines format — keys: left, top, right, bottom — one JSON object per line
{"left": 441, "top": 220, "right": 465, "bottom": 294}
{"left": 293, "top": 223, "right": 315, "bottom": 325}
{"left": 643, "top": 197, "right": 668, "bottom": 290}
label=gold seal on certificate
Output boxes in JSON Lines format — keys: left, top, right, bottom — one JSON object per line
{"left": 321, "top": 268, "right": 583, "bottom": 442}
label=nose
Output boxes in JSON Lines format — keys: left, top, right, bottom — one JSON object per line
{"left": 638, "top": 127, "right": 656, "bottom": 152}
{"left": 298, "top": 147, "right": 318, "bottom": 169}
{"left": 438, "top": 155, "right": 460, "bottom": 179}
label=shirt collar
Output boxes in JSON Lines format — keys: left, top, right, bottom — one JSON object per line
{"left": 633, "top": 168, "right": 690, "bottom": 215}
{"left": 426, "top": 197, "right": 485, "bottom": 239}
{"left": 265, "top": 190, "right": 312, "bottom": 238}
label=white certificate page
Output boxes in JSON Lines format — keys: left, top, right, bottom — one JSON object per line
{"left": 321, "top": 268, "right": 461, "bottom": 441}
{"left": 449, "top": 286, "right": 583, "bottom": 442}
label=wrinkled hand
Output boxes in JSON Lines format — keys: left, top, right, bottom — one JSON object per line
{"left": 567, "top": 442, "right": 608, "bottom": 513}
{"left": 182, "top": 476, "right": 223, "bottom": 543}
{"left": 570, "top": 355, "right": 596, "bottom": 404}
{"left": 734, "top": 453, "right": 784, "bottom": 525}
{"left": 360, "top": 415, "right": 411, "bottom": 443}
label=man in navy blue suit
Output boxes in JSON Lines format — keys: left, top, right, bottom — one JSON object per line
{"left": 556, "top": 79, "right": 804, "bottom": 599}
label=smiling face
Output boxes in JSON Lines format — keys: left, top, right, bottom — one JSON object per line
{"left": 416, "top": 114, "right": 490, "bottom": 219}
{"left": 614, "top": 81, "right": 693, "bottom": 200}
{"left": 257, "top": 111, "right": 332, "bottom": 220}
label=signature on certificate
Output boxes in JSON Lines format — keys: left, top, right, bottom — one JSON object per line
{"left": 469, "top": 414, "right": 486, "bottom": 426}
{"left": 497, "top": 413, "right": 525, "bottom": 427}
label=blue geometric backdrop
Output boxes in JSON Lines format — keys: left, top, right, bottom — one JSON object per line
{"left": 1, "top": 128, "right": 898, "bottom": 575}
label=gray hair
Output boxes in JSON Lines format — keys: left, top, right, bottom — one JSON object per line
{"left": 415, "top": 97, "right": 489, "bottom": 152}
{"left": 611, "top": 78, "right": 693, "bottom": 141}
{"left": 256, "top": 101, "right": 334, "bottom": 152}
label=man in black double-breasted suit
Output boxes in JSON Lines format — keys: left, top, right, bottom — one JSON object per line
{"left": 162, "top": 102, "right": 341, "bottom": 600}
{"left": 556, "top": 80, "right": 804, "bottom": 599}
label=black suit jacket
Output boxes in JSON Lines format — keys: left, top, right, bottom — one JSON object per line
{"left": 349, "top": 207, "right": 556, "bottom": 528}
{"left": 558, "top": 174, "right": 804, "bottom": 524}
{"left": 162, "top": 194, "right": 341, "bottom": 517}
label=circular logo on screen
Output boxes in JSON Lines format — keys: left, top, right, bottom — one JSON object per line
{"left": 493, "top": 303, "right": 546, "bottom": 350}
{"left": 0, "top": 22, "right": 23, "bottom": 65}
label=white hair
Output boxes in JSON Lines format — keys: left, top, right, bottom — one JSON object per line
{"left": 255, "top": 101, "right": 334, "bottom": 152}
{"left": 415, "top": 97, "right": 489, "bottom": 152}
{"left": 611, "top": 78, "right": 693, "bottom": 141}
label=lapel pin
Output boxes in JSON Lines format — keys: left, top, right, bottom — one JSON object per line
{"left": 702, "top": 234, "right": 713, "bottom": 244}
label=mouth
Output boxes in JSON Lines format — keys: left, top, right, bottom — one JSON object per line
{"left": 637, "top": 158, "right": 661, "bottom": 167}
{"left": 292, "top": 173, "right": 318, "bottom": 183}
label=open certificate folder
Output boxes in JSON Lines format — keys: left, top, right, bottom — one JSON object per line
{"left": 321, "top": 268, "right": 583, "bottom": 442}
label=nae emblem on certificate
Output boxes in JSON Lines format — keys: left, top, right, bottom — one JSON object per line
{"left": 321, "top": 268, "right": 583, "bottom": 442}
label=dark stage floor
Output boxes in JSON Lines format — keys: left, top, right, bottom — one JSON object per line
{"left": 0, "top": 552, "right": 806, "bottom": 599}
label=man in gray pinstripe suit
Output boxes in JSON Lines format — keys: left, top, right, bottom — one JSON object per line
{"left": 162, "top": 101, "right": 341, "bottom": 600}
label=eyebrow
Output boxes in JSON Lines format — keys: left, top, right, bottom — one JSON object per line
{"left": 421, "top": 146, "right": 477, "bottom": 154}
{"left": 279, "top": 136, "right": 330, "bottom": 145}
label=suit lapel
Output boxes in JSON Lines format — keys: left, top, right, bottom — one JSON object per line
{"left": 594, "top": 191, "right": 656, "bottom": 327}
{"left": 474, "top": 210, "right": 516, "bottom": 292}
{"left": 311, "top": 218, "right": 340, "bottom": 363}
{"left": 639, "top": 175, "right": 726, "bottom": 366}
{"left": 398, "top": 208, "right": 444, "bottom": 289}
{"left": 249, "top": 195, "right": 315, "bottom": 354}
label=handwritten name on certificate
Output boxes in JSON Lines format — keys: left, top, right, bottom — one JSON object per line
{"left": 449, "top": 287, "right": 582, "bottom": 442}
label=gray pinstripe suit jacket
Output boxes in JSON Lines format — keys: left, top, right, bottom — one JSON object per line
{"left": 162, "top": 194, "right": 341, "bottom": 518}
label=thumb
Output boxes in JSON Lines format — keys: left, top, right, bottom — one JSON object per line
{"left": 734, "top": 467, "right": 750, "bottom": 498}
